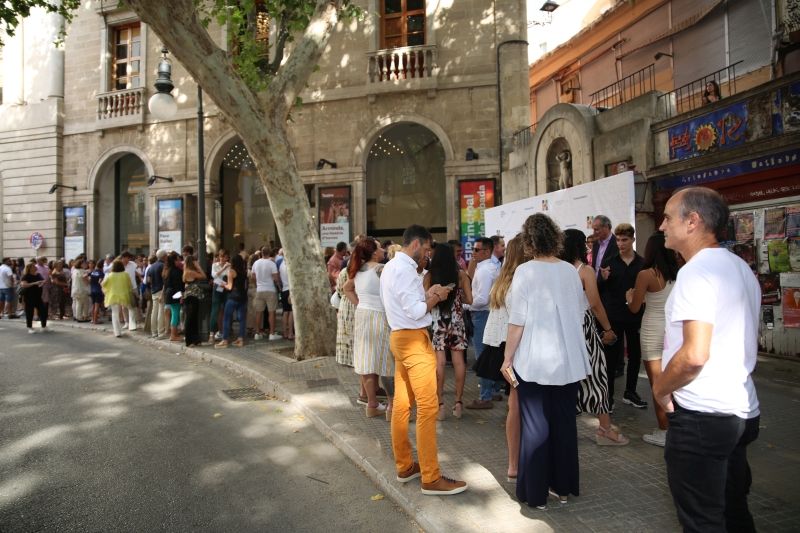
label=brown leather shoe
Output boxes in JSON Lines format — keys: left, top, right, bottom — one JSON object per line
{"left": 421, "top": 476, "right": 467, "bottom": 495}
{"left": 465, "top": 399, "right": 493, "bottom": 410}
{"left": 396, "top": 462, "right": 421, "bottom": 483}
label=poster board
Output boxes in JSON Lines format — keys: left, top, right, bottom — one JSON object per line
{"left": 158, "top": 198, "right": 183, "bottom": 252}
{"left": 63, "top": 206, "right": 86, "bottom": 260}
{"left": 484, "top": 172, "right": 636, "bottom": 241}
{"left": 459, "top": 179, "right": 495, "bottom": 261}
{"left": 319, "top": 186, "right": 352, "bottom": 248}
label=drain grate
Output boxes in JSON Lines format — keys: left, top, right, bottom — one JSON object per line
{"left": 222, "top": 387, "right": 269, "bottom": 401}
{"left": 305, "top": 377, "right": 340, "bottom": 389}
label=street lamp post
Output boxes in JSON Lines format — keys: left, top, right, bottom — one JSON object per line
{"left": 148, "top": 48, "right": 208, "bottom": 272}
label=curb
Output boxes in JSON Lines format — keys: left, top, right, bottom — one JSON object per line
{"left": 47, "top": 321, "right": 439, "bottom": 533}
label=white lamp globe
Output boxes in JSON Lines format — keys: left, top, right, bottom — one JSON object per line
{"left": 148, "top": 92, "right": 178, "bottom": 119}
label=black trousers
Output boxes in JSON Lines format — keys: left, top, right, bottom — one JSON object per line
{"left": 516, "top": 377, "right": 579, "bottom": 507}
{"left": 603, "top": 321, "right": 642, "bottom": 402}
{"left": 24, "top": 297, "right": 48, "bottom": 328}
{"left": 665, "top": 404, "right": 759, "bottom": 533}
{"left": 183, "top": 296, "right": 202, "bottom": 346}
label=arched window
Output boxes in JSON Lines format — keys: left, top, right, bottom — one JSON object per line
{"left": 366, "top": 122, "right": 445, "bottom": 241}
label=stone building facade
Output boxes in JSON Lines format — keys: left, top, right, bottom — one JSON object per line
{"left": 504, "top": 0, "right": 800, "bottom": 356}
{"left": 0, "top": 0, "right": 530, "bottom": 260}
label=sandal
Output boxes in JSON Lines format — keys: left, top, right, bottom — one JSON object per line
{"left": 596, "top": 425, "right": 630, "bottom": 446}
{"left": 506, "top": 473, "right": 517, "bottom": 483}
{"left": 548, "top": 488, "right": 568, "bottom": 504}
{"left": 232, "top": 338, "right": 245, "bottom": 347}
{"left": 452, "top": 400, "right": 463, "bottom": 419}
{"left": 437, "top": 402, "right": 446, "bottom": 421}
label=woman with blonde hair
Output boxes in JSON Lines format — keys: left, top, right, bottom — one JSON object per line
{"left": 480, "top": 235, "right": 529, "bottom": 481}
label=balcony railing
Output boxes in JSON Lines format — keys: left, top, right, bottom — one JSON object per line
{"left": 96, "top": 87, "right": 145, "bottom": 127}
{"left": 513, "top": 123, "right": 536, "bottom": 149}
{"left": 367, "top": 45, "right": 438, "bottom": 84}
{"left": 589, "top": 64, "right": 656, "bottom": 109}
{"left": 657, "top": 61, "right": 743, "bottom": 119}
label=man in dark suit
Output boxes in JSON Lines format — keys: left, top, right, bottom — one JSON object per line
{"left": 592, "top": 215, "right": 624, "bottom": 380}
{"left": 591, "top": 215, "right": 618, "bottom": 275}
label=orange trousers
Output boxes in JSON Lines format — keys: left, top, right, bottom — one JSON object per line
{"left": 389, "top": 329, "right": 441, "bottom": 484}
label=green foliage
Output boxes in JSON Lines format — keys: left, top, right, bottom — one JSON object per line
{"left": 0, "top": 0, "right": 82, "bottom": 46}
{"left": 196, "top": 0, "right": 361, "bottom": 92}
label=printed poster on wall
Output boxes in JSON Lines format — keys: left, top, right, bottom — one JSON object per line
{"left": 459, "top": 179, "right": 495, "bottom": 261}
{"left": 158, "top": 198, "right": 183, "bottom": 252}
{"left": 318, "top": 186, "right": 351, "bottom": 248}
{"left": 768, "top": 240, "right": 791, "bottom": 273}
{"left": 63, "top": 206, "right": 86, "bottom": 261}
{"left": 783, "top": 287, "right": 800, "bottom": 328}
{"left": 763, "top": 207, "right": 786, "bottom": 239}
{"left": 484, "top": 172, "right": 636, "bottom": 245}
{"left": 787, "top": 206, "right": 800, "bottom": 238}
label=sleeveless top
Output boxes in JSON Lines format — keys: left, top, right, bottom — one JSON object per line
{"left": 354, "top": 265, "right": 384, "bottom": 312}
{"left": 640, "top": 272, "right": 674, "bottom": 356}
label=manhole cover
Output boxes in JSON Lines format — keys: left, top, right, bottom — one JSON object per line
{"left": 305, "top": 377, "right": 340, "bottom": 389}
{"left": 222, "top": 387, "right": 268, "bottom": 401}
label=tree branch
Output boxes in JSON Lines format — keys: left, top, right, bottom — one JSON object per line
{"left": 268, "top": 0, "right": 342, "bottom": 113}
{"left": 124, "top": 0, "right": 268, "bottom": 133}
{"left": 267, "top": 16, "right": 290, "bottom": 75}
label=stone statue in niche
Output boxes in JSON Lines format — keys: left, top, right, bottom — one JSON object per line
{"left": 556, "top": 150, "right": 572, "bottom": 189}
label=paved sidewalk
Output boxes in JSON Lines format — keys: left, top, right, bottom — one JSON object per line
{"left": 38, "top": 319, "right": 800, "bottom": 532}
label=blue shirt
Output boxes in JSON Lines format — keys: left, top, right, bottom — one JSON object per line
{"left": 89, "top": 270, "right": 105, "bottom": 295}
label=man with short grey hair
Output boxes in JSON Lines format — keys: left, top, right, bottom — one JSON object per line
{"left": 654, "top": 186, "right": 760, "bottom": 532}
{"left": 591, "top": 215, "right": 618, "bottom": 276}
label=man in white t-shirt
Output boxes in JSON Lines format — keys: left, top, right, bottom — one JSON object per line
{"left": 251, "top": 247, "right": 280, "bottom": 340}
{"left": 654, "top": 187, "right": 760, "bottom": 532}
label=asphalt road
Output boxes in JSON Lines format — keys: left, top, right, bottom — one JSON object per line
{"left": 0, "top": 322, "right": 417, "bottom": 533}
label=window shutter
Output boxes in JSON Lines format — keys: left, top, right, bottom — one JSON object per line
{"left": 728, "top": 0, "right": 772, "bottom": 75}
{"left": 672, "top": 1, "right": 726, "bottom": 87}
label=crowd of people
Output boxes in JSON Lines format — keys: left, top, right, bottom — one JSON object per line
{"left": 329, "top": 186, "right": 761, "bottom": 532}
{"left": 1, "top": 185, "right": 761, "bottom": 530}
{"left": 0, "top": 244, "right": 293, "bottom": 348}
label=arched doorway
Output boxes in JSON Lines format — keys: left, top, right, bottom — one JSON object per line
{"left": 94, "top": 153, "right": 150, "bottom": 256}
{"left": 219, "top": 141, "right": 277, "bottom": 254}
{"left": 366, "top": 122, "right": 446, "bottom": 242}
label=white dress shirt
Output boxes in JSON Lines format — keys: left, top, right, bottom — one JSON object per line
{"left": 469, "top": 258, "right": 499, "bottom": 311}
{"left": 380, "top": 252, "right": 432, "bottom": 331}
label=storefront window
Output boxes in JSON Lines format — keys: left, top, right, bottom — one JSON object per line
{"left": 366, "top": 123, "right": 446, "bottom": 241}
{"left": 116, "top": 154, "right": 149, "bottom": 255}
{"left": 220, "top": 142, "right": 277, "bottom": 253}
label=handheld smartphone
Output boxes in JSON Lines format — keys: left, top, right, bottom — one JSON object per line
{"left": 444, "top": 283, "right": 456, "bottom": 289}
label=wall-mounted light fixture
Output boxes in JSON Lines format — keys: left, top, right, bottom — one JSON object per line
{"left": 633, "top": 171, "right": 654, "bottom": 213}
{"left": 654, "top": 52, "right": 673, "bottom": 61}
{"left": 316, "top": 159, "right": 338, "bottom": 170}
{"left": 48, "top": 184, "right": 77, "bottom": 194}
{"left": 466, "top": 148, "right": 479, "bottom": 161}
{"left": 540, "top": 0, "right": 559, "bottom": 12}
{"left": 146, "top": 175, "right": 174, "bottom": 187}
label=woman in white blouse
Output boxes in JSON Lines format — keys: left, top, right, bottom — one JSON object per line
{"left": 501, "top": 213, "right": 591, "bottom": 509}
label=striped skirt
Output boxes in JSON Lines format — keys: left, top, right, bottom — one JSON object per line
{"left": 576, "top": 309, "right": 611, "bottom": 415}
{"left": 352, "top": 308, "right": 394, "bottom": 377}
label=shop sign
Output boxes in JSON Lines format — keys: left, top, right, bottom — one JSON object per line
{"left": 667, "top": 81, "right": 800, "bottom": 162}
{"left": 29, "top": 232, "right": 45, "bottom": 251}
{"left": 656, "top": 148, "right": 800, "bottom": 190}
{"left": 318, "top": 186, "right": 351, "bottom": 248}
{"left": 158, "top": 198, "right": 183, "bottom": 252}
{"left": 63, "top": 206, "right": 86, "bottom": 260}
{"left": 459, "top": 179, "right": 495, "bottom": 261}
